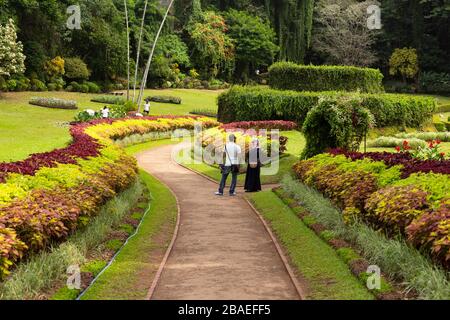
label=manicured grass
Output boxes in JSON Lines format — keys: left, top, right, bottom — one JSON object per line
{"left": 0, "top": 89, "right": 221, "bottom": 162}
{"left": 181, "top": 130, "right": 305, "bottom": 185}
{"left": 248, "top": 191, "right": 374, "bottom": 300}
{"left": 80, "top": 169, "right": 178, "bottom": 300}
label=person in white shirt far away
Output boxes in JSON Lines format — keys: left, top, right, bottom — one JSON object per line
{"left": 101, "top": 106, "right": 110, "bottom": 119}
{"left": 143, "top": 99, "right": 151, "bottom": 116}
{"left": 216, "top": 134, "right": 242, "bottom": 196}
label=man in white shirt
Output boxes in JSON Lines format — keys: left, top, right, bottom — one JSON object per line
{"left": 216, "top": 134, "right": 242, "bottom": 196}
{"left": 144, "top": 99, "right": 150, "bottom": 115}
{"left": 101, "top": 106, "right": 110, "bottom": 119}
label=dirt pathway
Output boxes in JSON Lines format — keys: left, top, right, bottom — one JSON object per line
{"left": 136, "top": 144, "right": 300, "bottom": 300}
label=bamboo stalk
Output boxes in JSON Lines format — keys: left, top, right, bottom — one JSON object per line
{"left": 124, "top": 0, "right": 130, "bottom": 101}
{"left": 137, "top": 0, "right": 175, "bottom": 111}
{"left": 133, "top": 0, "right": 149, "bottom": 102}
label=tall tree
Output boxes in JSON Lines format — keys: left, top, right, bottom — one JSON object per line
{"left": 265, "top": 0, "right": 314, "bottom": 63}
{"left": 0, "top": 19, "right": 26, "bottom": 78}
{"left": 312, "top": 0, "right": 379, "bottom": 67}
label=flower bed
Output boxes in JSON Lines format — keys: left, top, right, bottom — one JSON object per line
{"left": 29, "top": 97, "right": 77, "bottom": 110}
{"left": 292, "top": 152, "right": 450, "bottom": 267}
{"left": 0, "top": 115, "right": 218, "bottom": 279}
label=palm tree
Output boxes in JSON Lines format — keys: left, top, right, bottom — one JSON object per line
{"left": 137, "top": 0, "right": 175, "bottom": 111}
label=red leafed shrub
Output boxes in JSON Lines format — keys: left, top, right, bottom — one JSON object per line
{"left": 329, "top": 148, "right": 450, "bottom": 178}
{"left": 407, "top": 199, "right": 450, "bottom": 266}
{"left": 220, "top": 120, "right": 298, "bottom": 131}
{"left": 365, "top": 185, "right": 430, "bottom": 234}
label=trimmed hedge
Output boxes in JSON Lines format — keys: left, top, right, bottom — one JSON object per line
{"left": 29, "top": 97, "right": 77, "bottom": 110}
{"left": 147, "top": 95, "right": 182, "bottom": 104}
{"left": 268, "top": 62, "right": 384, "bottom": 93}
{"left": 217, "top": 86, "right": 436, "bottom": 128}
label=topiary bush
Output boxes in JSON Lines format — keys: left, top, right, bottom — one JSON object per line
{"left": 268, "top": 62, "right": 384, "bottom": 93}
{"left": 29, "top": 97, "right": 77, "bottom": 110}
{"left": 217, "top": 86, "right": 436, "bottom": 128}
{"left": 91, "top": 95, "right": 126, "bottom": 105}
{"left": 301, "top": 96, "right": 374, "bottom": 158}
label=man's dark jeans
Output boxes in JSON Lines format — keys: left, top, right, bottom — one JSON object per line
{"left": 218, "top": 166, "right": 238, "bottom": 194}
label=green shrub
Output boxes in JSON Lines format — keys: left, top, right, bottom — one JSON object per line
{"left": 29, "top": 79, "right": 47, "bottom": 92}
{"left": 12, "top": 75, "right": 30, "bottom": 91}
{"left": 91, "top": 95, "right": 126, "bottom": 105}
{"left": 78, "top": 84, "right": 89, "bottom": 93}
{"left": 435, "top": 122, "right": 446, "bottom": 132}
{"left": 395, "top": 131, "right": 450, "bottom": 142}
{"left": 66, "top": 81, "right": 80, "bottom": 92}
{"left": 217, "top": 86, "right": 436, "bottom": 128}
{"left": 29, "top": 97, "right": 77, "bottom": 110}
{"left": 268, "top": 62, "right": 384, "bottom": 93}
{"left": 301, "top": 96, "right": 375, "bottom": 158}
{"left": 0, "top": 76, "right": 7, "bottom": 91}
{"left": 419, "top": 72, "right": 450, "bottom": 94}
{"left": 146, "top": 95, "right": 182, "bottom": 104}
{"left": 85, "top": 81, "right": 101, "bottom": 93}
{"left": 47, "top": 83, "right": 57, "bottom": 91}
{"left": 6, "top": 79, "right": 17, "bottom": 91}
{"left": 64, "top": 57, "right": 90, "bottom": 80}
{"left": 368, "top": 137, "right": 428, "bottom": 149}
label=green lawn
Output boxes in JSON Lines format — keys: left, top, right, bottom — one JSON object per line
{"left": 0, "top": 89, "right": 221, "bottom": 162}
{"left": 180, "top": 130, "right": 305, "bottom": 186}
{"left": 249, "top": 191, "right": 374, "bottom": 300}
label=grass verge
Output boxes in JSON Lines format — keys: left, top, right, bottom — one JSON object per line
{"left": 79, "top": 170, "right": 177, "bottom": 300}
{"left": 248, "top": 190, "right": 374, "bottom": 300}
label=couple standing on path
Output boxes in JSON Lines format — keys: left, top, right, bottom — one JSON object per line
{"left": 215, "top": 134, "right": 262, "bottom": 196}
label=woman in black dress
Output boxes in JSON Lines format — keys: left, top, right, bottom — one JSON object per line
{"left": 245, "top": 138, "right": 262, "bottom": 192}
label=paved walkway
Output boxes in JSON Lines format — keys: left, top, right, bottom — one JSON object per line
{"left": 136, "top": 144, "right": 300, "bottom": 300}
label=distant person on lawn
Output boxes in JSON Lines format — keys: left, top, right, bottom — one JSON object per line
{"left": 101, "top": 106, "right": 110, "bottom": 119}
{"left": 216, "top": 134, "right": 242, "bottom": 197}
{"left": 144, "top": 99, "right": 151, "bottom": 116}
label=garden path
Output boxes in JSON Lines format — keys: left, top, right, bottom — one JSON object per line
{"left": 136, "top": 143, "right": 301, "bottom": 300}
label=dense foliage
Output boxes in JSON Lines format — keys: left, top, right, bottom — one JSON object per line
{"left": 268, "top": 62, "right": 384, "bottom": 93}
{"left": 0, "top": 1, "right": 448, "bottom": 89}
{"left": 217, "top": 86, "right": 436, "bottom": 128}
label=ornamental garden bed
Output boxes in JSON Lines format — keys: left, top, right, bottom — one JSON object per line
{"left": 29, "top": 97, "right": 77, "bottom": 110}
{"left": 292, "top": 150, "right": 450, "bottom": 269}
{"left": 0, "top": 115, "right": 218, "bottom": 280}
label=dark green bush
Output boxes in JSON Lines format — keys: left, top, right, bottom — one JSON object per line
{"left": 29, "top": 79, "right": 47, "bottom": 92}
{"left": 419, "top": 72, "right": 450, "bottom": 94}
{"left": 218, "top": 86, "right": 436, "bottom": 128}
{"left": 64, "top": 57, "right": 90, "bottom": 80}
{"left": 147, "top": 95, "right": 182, "bottom": 104}
{"left": 268, "top": 62, "right": 384, "bottom": 93}
{"left": 301, "top": 96, "right": 374, "bottom": 158}
{"left": 85, "top": 81, "right": 101, "bottom": 93}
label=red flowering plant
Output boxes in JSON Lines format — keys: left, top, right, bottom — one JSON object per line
{"left": 395, "top": 140, "right": 412, "bottom": 153}
{"left": 410, "top": 139, "right": 446, "bottom": 161}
